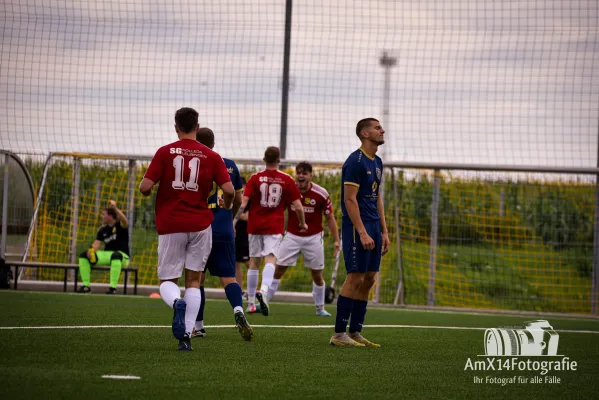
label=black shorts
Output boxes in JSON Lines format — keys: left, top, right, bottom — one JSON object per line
{"left": 235, "top": 235, "right": 249, "bottom": 263}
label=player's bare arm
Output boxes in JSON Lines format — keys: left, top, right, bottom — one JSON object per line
{"left": 108, "top": 200, "right": 128, "bottom": 228}
{"left": 233, "top": 195, "right": 250, "bottom": 226}
{"left": 139, "top": 178, "right": 156, "bottom": 197}
{"left": 231, "top": 190, "right": 242, "bottom": 219}
{"left": 219, "top": 181, "right": 235, "bottom": 209}
{"left": 291, "top": 198, "right": 308, "bottom": 232}
{"left": 343, "top": 183, "right": 374, "bottom": 250}
{"left": 377, "top": 190, "right": 390, "bottom": 255}
{"left": 326, "top": 212, "right": 341, "bottom": 257}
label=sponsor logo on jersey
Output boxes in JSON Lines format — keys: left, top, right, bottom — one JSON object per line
{"left": 169, "top": 148, "right": 207, "bottom": 157}
{"left": 103, "top": 233, "right": 117, "bottom": 243}
{"left": 372, "top": 182, "right": 378, "bottom": 192}
{"left": 208, "top": 182, "right": 217, "bottom": 197}
{"left": 259, "top": 176, "right": 285, "bottom": 184}
{"left": 304, "top": 206, "right": 315, "bottom": 213}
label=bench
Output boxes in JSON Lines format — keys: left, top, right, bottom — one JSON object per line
{"left": 87, "top": 265, "right": 139, "bottom": 295}
{"left": 6, "top": 261, "right": 139, "bottom": 295}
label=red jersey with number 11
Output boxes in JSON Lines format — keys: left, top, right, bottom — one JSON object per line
{"left": 144, "top": 139, "right": 231, "bottom": 235}
{"left": 244, "top": 169, "right": 301, "bottom": 235}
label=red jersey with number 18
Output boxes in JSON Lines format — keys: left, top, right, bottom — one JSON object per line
{"left": 144, "top": 139, "right": 231, "bottom": 235}
{"left": 244, "top": 169, "right": 301, "bottom": 235}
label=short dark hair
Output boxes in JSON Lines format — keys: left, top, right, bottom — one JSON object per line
{"left": 296, "top": 161, "right": 313, "bottom": 173}
{"left": 196, "top": 127, "right": 215, "bottom": 149}
{"left": 263, "top": 146, "right": 281, "bottom": 164}
{"left": 175, "top": 107, "right": 199, "bottom": 134}
{"left": 356, "top": 118, "right": 379, "bottom": 138}
{"left": 104, "top": 208, "right": 117, "bottom": 220}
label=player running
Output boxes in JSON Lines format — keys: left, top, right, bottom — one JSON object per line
{"left": 139, "top": 108, "right": 234, "bottom": 351}
{"left": 193, "top": 127, "right": 253, "bottom": 341}
{"left": 233, "top": 146, "right": 307, "bottom": 316}
{"left": 234, "top": 177, "right": 250, "bottom": 293}
{"left": 266, "top": 161, "right": 340, "bottom": 316}
{"left": 329, "top": 118, "right": 390, "bottom": 348}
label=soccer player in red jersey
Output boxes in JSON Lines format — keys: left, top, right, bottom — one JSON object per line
{"left": 265, "top": 161, "right": 340, "bottom": 316}
{"left": 233, "top": 146, "right": 307, "bottom": 316}
{"left": 139, "top": 107, "right": 234, "bottom": 351}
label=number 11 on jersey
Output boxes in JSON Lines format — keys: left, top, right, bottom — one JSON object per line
{"left": 172, "top": 155, "right": 200, "bottom": 191}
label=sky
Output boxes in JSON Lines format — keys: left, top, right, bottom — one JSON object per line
{"left": 0, "top": 0, "right": 598, "bottom": 168}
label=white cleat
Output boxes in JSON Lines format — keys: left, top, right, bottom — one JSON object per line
{"left": 316, "top": 309, "right": 332, "bottom": 317}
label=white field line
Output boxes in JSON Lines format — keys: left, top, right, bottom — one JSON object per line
{"left": 101, "top": 375, "right": 141, "bottom": 380}
{"left": 2, "top": 291, "right": 598, "bottom": 321}
{"left": 0, "top": 324, "right": 597, "bottom": 334}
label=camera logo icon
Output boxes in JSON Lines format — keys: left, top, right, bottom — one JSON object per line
{"left": 484, "top": 320, "right": 559, "bottom": 356}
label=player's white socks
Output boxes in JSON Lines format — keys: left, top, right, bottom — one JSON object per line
{"left": 267, "top": 279, "right": 280, "bottom": 302}
{"left": 233, "top": 306, "right": 244, "bottom": 314}
{"left": 184, "top": 288, "right": 202, "bottom": 336}
{"left": 247, "top": 269, "right": 259, "bottom": 305}
{"left": 260, "top": 263, "right": 275, "bottom": 294}
{"left": 313, "top": 281, "right": 325, "bottom": 309}
{"left": 195, "top": 320, "right": 204, "bottom": 331}
{"left": 159, "top": 281, "right": 180, "bottom": 308}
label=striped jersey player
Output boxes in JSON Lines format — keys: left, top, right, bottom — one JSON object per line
{"left": 266, "top": 161, "right": 340, "bottom": 316}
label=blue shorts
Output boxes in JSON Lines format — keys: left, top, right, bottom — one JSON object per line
{"left": 342, "top": 219, "right": 382, "bottom": 274}
{"left": 205, "top": 241, "right": 236, "bottom": 278}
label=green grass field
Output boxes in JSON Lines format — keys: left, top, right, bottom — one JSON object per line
{"left": 1, "top": 291, "right": 598, "bottom": 399}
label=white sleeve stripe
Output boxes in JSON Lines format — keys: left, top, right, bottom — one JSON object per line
{"left": 311, "top": 183, "right": 329, "bottom": 200}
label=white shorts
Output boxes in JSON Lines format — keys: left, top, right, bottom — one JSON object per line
{"left": 276, "top": 232, "right": 325, "bottom": 270}
{"left": 248, "top": 234, "right": 282, "bottom": 258}
{"left": 157, "top": 227, "right": 212, "bottom": 280}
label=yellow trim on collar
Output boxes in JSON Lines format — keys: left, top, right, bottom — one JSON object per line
{"left": 359, "top": 147, "right": 375, "bottom": 160}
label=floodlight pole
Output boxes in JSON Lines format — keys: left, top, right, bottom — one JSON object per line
{"left": 379, "top": 51, "right": 397, "bottom": 171}
{"left": 1, "top": 154, "right": 9, "bottom": 260}
{"left": 380, "top": 51, "right": 397, "bottom": 138}
{"left": 374, "top": 51, "right": 397, "bottom": 303}
{"left": 592, "top": 111, "right": 599, "bottom": 313}
{"left": 279, "top": 0, "right": 293, "bottom": 162}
